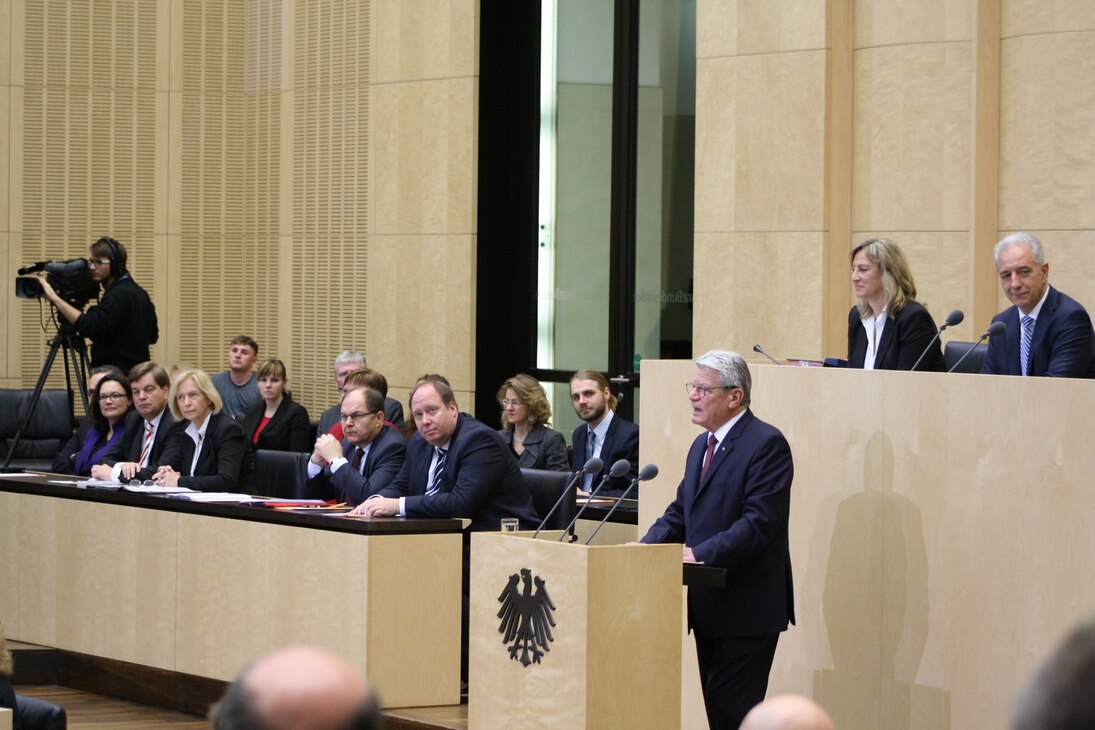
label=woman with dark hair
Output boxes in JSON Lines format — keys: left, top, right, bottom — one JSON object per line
{"left": 497, "top": 373, "right": 569, "bottom": 471}
{"left": 240, "top": 358, "right": 312, "bottom": 453}
{"left": 51, "top": 371, "right": 133, "bottom": 475}
{"left": 848, "top": 238, "right": 945, "bottom": 371}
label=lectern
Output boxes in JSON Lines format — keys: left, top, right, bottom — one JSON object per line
{"left": 469, "top": 532, "right": 682, "bottom": 729}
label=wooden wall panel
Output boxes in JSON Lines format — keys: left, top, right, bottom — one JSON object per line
{"left": 853, "top": 0, "right": 970, "bottom": 47}
{"left": 696, "top": 0, "right": 826, "bottom": 58}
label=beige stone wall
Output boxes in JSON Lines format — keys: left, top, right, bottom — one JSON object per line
{"left": 694, "top": 0, "right": 1095, "bottom": 361}
{"left": 0, "top": 0, "right": 478, "bottom": 417}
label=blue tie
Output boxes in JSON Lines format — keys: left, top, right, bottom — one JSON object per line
{"left": 426, "top": 447, "right": 447, "bottom": 495}
{"left": 582, "top": 430, "right": 595, "bottom": 491}
{"left": 1020, "top": 315, "right": 1034, "bottom": 376}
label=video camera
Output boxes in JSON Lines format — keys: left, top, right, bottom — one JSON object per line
{"left": 15, "top": 258, "right": 100, "bottom": 309}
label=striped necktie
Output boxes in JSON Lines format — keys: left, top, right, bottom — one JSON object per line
{"left": 1020, "top": 315, "right": 1034, "bottom": 376}
{"left": 426, "top": 447, "right": 447, "bottom": 495}
{"left": 138, "top": 421, "right": 154, "bottom": 467}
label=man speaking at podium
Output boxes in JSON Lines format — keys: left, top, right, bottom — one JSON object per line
{"left": 640, "top": 350, "right": 795, "bottom": 730}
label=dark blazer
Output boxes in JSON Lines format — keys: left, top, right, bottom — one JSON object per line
{"left": 305, "top": 425, "right": 407, "bottom": 505}
{"left": 847, "top": 300, "right": 944, "bottom": 371}
{"left": 641, "top": 409, "right": 795, "bottom": 638}
{"left": 51, "top": 417, "right": 95, "bottom": 474}
{"left": 378, "top": 413, "right": 538, "bottom": 532}
{"left": 498, "top": 424, "right": 569, "bottom": 471}
{"left": 240, "top": 397, "right": 312, "bottom": 453}
{"left": 981, "top": 286, "right": 1095, "bottom": 378}
{"left": 99, "top": 409, "right": 178, "bottom": 480}
{"left": 158, "top": 412, "right": 246, "bottom": 492}
{"left": 570, "top": 414, "right": 640, "bottom": 496}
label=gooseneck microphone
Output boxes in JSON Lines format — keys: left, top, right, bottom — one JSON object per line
{"left": 558, "top": 459, "right": 631, "bottom": 542}
{"left": 531, "top": 457, "right": 602, "bottom": 539}
{"left": 947, "top": 321, "right": 1006, "bottom": 373}
{"left": 583, "top": 464, "right": 659, "bottom": 545}
{"left": 911, "top": 309, "right": 964, "bottom": 371}
{"left": 753, "top": 344, "right": 782, "bottom": 366}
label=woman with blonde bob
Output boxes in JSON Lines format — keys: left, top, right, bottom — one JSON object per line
{"left": 153, "top": 369, "right": 247, "bottom": 491}
{"left": 497, "top": 373, "right": 569, "bottom": 471}
{"left": 848, "top": 238, "right": 945, "bottom": 371}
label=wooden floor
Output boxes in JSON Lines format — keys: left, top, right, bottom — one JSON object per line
{"left": 13, "top": 685, "right": 210, "bottom": 729}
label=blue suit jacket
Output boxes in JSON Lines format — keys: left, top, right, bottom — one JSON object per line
{"left": 642, "top": 409, "right": 795, "bottom": 638}
{"left": 379, "top": 413, "right": 538, "bottom": 531}
{"left": 571, "top": 414, "right": 640, "bottom": 496}
{"left": 305, "top": 425, "right": 406, "bottom": 505}
{"left": 981, "top": 286, "right": 1095, "bottom": 378}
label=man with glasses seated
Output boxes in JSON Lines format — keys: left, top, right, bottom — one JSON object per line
{"left": 37, "top": 236, "right": 158, "bottom": 373}
{"left": 305, "top": 386, "right": 406, "bottom": 505}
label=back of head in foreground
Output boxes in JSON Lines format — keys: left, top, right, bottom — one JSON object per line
{"left": 210, "top": 645, "right": 382, "bottom": 730}
{"left": 1012, "top": 616, "right": 1095, "bottom": 730}
{"left": 739, "top": 694, "right": 833, "bottom": 730}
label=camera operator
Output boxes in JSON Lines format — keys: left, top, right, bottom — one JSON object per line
{"left": 38, "top": 237, "right": 159, "bottom": 373}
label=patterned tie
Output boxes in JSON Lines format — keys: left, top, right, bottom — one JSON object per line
{"left": 351, "top": 447, "right": 364, "bottom": 474}
{"left": 137, "top": 420, "right": 154, "bottom": 467}
{"left": 700, "top": 433, "right": 718, "bottom": 483}
{"left": 582, "top": 429, "right": 596, "bottom": 491}
{"left": 1020, "top": 315, "right": 1034, "bottom": 376}
{"left": 426, "top": 447, "right": 447, "bottom": 495}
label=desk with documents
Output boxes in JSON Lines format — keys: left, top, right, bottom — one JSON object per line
{"left": 0, "top": 474, "right": 464, "bottom": 709}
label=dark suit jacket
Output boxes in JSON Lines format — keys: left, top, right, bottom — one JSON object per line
{"left": 847, "top": 300, "right": 944, "bottom": 371}
{"left": 641, "top": 409, "right": 795, "bottom": 638}
{"left": 158, "top": 412, "right": 246, "bottom": 492}
{"left": 379, "top": 413, "right": 538, "bottom": 531}
{"left": 240, "top": 397, "right": 312, "bottom": 453}
{"left": 981, "top": 286, "right": 1095, "bottom": 378}
{"left": 305, "top": 425, "right": 407, "bottom": 505}
{"left": 99, "top": 409, "right": 179, "bottom": 480}
{"left": 499, "top": 424, "right": 569, "bottom": 471}
{"left": 51, "top": 417, "right": 95, "bottom": 474}
{"left": 570, "top": 414, "right": 640, "bottom": 496}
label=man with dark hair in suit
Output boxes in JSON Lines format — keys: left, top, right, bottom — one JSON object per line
{"left": 639, "top": 350, "right": 795, "bottom": 730}
{"left": 316, "top": 350, "right": 405, "bottom": 434}
{"left": 306, "top": 387, "right": 406, "bottom": 505}
{"left": 569, "top": 369, "right": 639, "bottom": 496}
{"left": 982, "top": 232, "right": 1095, "bottom": 378}
{"left": 1012, "top": 615, "right": 1095, "bottom": 730}
{"left": 209, "top": 645, "right": 381, "bottom": 730}
{"left": 91, "top": 360, "right": 176, "bottom": 482}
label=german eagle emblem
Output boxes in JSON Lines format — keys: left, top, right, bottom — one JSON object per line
{"left": 497, "top": 568, "right": 556, "bottom": 666}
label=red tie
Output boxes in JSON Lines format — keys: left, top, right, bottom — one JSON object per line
{"left": 700, "top": 433, "right": 718, "bottom": 482}
{"left": 138, "top": 421, "right": 154, "bottom": 467}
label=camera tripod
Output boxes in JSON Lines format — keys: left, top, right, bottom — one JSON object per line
{"left": 1, "top": 318, "right": 90, "bottom": 469}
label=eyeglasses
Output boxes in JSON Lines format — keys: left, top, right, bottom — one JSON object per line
{"left": 499, "top": 399, "right": 524, "bottom": 408}
{"left": 88, "top": 258, "right": 112, "bottom": 267}
{"left": 684, "top": 383, "right": 733, "bottom": 398}
{"left": 340, "top": 411, "right": 379, "bottom": 422}
{"left": 98, "top": 393, "right": 128, "bottom": 402}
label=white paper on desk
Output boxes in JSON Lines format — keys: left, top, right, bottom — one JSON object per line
{"left": 166, "top": 492, "right": 255, "bottom": 502}
{"left": 0, "top": 472, "right": 42, "bottom": 478}
{"left": 122, "top": 484, "right": 196, "bottom": 494}
{"left": 76, "top": 478, "right": 122, "bottom": 489}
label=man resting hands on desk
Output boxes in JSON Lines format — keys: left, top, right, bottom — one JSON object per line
{"left": 639, "top": 350, "right": 795, "bottom": 730}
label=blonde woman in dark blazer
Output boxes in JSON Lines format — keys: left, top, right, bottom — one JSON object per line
{"left": 497, "top": 373, "right": 569, "bottom": 471}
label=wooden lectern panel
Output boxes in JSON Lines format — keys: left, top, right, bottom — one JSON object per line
{"left": 469, "top": 533, "right": 681, "bottom": 729}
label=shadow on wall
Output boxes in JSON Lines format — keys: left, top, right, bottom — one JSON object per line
{"left": 814, "top": 431, "right": 950, "bottom": 729}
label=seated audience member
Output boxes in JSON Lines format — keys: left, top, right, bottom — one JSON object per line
{"left": 325, "top": 368, "right": 403, "bottom": 440}
{"left": 91, "top": 361, "right": 177, "bottom": 482}
{"left": 305, "top": 387, "right": 406, "bottom": 505}
{"left": 847, "top": 238, "right": 945, "bottom": 371}
{"left": 50, "top": 365, "right": 122, "bottom": 473}
{"left": 569, "top": 369, "right": 639, "bottom": 496}
{"left": 0, "top": 622, "right": 16, "bottom": 722}
{"left": 210, "top": 335, "right": 262, "bottom": 418}
{"left": 52, "top": 370, "right": 133, "bottom": 476}
{"left": 316, "top": 350, "right": 405, "bottom": 434}
{"left": 740, "top": 695, "right": 833, "bottom": 730}
{"left": 240, "top": 358, "right": 312, "bottom": 453}
{"left": 982, "top": 232, "right": 1095, "bottom": 378}
{"left": 209, "top": 645, "right": 381, "bottom": 730}
{"left": 497, "top": 373, "right": 568, "bottom": 471}
{"left": 153, "top": 369, "right": 246, "bottom": 492}
{"left": 1012, "top": 615, "right": 1095, "bottom": 730}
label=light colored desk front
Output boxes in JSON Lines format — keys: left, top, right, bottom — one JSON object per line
{"left": 639, "top": 361, "right": 1095, "bottom": 730}
{"left": 0, "top": 482, "right": 462, "bottom": 709}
